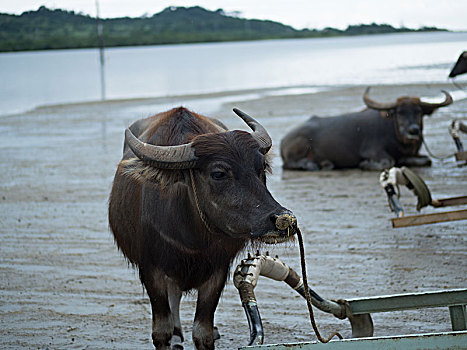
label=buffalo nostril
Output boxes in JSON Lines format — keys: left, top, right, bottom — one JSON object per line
{"left": 408, "top": 125, "right": 420, "bottom": 135}
{"left": 273, "top": 213, "right": 297, "bottom": 230}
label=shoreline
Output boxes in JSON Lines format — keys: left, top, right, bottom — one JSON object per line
{"left": 3, "top": 81, "right": 466, "bottom": 119}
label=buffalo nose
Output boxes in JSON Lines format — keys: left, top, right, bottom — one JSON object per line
{"left": 408, "top": 125, "right": 420, "bottom": 135}
{"left": 272, "top": 211, "right": 297, "bottom": 230}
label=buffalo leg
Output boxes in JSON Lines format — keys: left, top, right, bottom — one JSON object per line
{"left": 283, "top": 158, "right": 320, "bottom": 171}
{"left": 192, "top": 269, "right": 227, "bottom": 350}
{"left": 359, "top": 158, "right": 395, "bottom": 170}
{"left": 281, "top": 135, "right": 319, "bottom": 170}
{"left": 168, "top": 281, "right": 184, "bottom": 349}
{"left": 398, "top": 155, "right": 431, "bottom": 167}
{"left": 140, "top": 267, "right": 173, "bottom": 350}
{"left": 359, "top": 147, "right": 395, "bottom": 170}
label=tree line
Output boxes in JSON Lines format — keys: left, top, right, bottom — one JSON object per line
{"left": 0, "top": 6, "right": 447, "bottom": 52}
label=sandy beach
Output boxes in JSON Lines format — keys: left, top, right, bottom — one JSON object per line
{"left": 0, "top": 83, "right": 466, "bottom": 349}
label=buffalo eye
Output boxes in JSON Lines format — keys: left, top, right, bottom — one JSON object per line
{"left": 210, "top": 171, "right": 227, "bottom": 180}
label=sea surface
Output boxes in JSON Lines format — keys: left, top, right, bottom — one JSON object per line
{"left": 0, "top": 31, "right": 466, "bottom": 116}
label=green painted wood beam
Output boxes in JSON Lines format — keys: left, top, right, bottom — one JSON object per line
{"left": 347, "top": 289, "right": 467, "bottom": 315}
{"left": 240, "top": 331, "right": 467, "bottom": 350}
{"left": 449, "top": 305, "right": 467, "bottom": 331}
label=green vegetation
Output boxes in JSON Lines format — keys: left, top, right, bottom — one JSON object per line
{"left": 0, "top": 6, "right": 448, "bottom": 52}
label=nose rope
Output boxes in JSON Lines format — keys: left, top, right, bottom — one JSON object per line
{"left": 191, "top": 168, "right": 338, "bottom": 342}
{"left": 421, "top": 137, "right": 456, "bottom": 160}
{"left": 190, "top": 169, "right": 339, "bottom": 343}
{"left": 189, "top": 169, "right": 215, "bottom": 234}
{"left": 296, "top": 226, "right": 343, "bottom": 343}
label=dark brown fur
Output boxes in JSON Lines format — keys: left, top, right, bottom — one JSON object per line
{"left": 109, "top": 107, "right": 290, "bottom": 350}
{"left": 280, "top": 98, "right": 447, "bottom": 171}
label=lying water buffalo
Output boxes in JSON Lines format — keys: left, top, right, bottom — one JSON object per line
{"left": 280, "top": 88, "right": 453, "bottom": 170}
{"left": 109, "top": 107, "right": 297, "bottom": 349}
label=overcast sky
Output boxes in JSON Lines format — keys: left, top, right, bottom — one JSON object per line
{"left": 2, "top": 0, "right": 467, "bottom": 31}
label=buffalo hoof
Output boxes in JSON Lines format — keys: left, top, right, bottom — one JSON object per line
{"left": 320, "top": 159, "right": 335, "bottom": 170}
{"left": 214, "top": 326, "right": 221, "bottom": 340}
{"left": 398, "top": 156, "right": 432, "bottom": 167}
{"left": 359, "top": 158, "right": 394, "bottom": 171}
{"left": 152, "top": 341, "right": 171, "bottom": 350}
{"left": 283, "top": 159, "right": 319, "bottom": 171}
{"left": 171, "top": 334, "right": 184, "bottom": 349}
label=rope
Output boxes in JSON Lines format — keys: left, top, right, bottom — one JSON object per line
{"left": 421, "top": 138, "right": 456, "bottom": 161}
{"left": 296, "top": 227, "right": 343, "bottom": 343}
{"left": 191, "top": 168, "right": 343, "bottom": 342}
{"left": 189, "top": 169, "right": 215, "bottom": 234}
{"left": 450, "top": 79, "right": 466, "bottom": 92}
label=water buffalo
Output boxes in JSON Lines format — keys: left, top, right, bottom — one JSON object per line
{"left": 109, "top": 107, "right": 297, "bottom": 349}
{"left": 280, "top": 88, "right": 453, "bottom": 171}
{"left": 449, "top": 51, "right": 467, "bottom": 78}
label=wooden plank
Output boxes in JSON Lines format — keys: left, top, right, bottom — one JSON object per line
{"left": 240, "top": 331, "right": 467, "bottom": 350}
{"left": 391, "top": 209, "right": 467, "bottom": 228}
{"left": 432, "top": 195, "right": 467, "bottom": 207}
{"left": 455, "top": 151, "right": 467, "bottom": 161}
{"left": 449, "top": 305, "right": 467, "bottom": 331}
{"left": 347, "top": 289, "right": 467, "bottom": 315}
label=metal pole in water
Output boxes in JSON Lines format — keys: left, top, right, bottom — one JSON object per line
{"left": 95, "top": 0, "right": 106, "bottom": 100}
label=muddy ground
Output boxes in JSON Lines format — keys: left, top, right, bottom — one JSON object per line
{"left": 0, "top": 83, "right": 466, "bottom": 349}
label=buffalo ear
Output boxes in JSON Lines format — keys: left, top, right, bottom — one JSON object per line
{"left": 420, "top": 106, "right": 437, "bottom": 116}
{"left": 419, "top": 90, "right": 453, "bottom": 116}
{"left": 379, "top": 110, "right": 394, "bottom": 118}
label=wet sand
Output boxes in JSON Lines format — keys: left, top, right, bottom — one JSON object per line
{"left": 0, "top": 83, "right": 466, "bottom": 349}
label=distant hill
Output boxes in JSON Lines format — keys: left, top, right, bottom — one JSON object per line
{"left": 0, "top": 6, "right": 448, "bottom": 52}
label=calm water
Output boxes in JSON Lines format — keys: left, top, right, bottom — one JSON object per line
{"left": 0, "top": 31, "right": 466, "bottom": 116}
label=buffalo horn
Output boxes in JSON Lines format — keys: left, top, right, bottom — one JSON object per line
{"left": 125, "top": 128, "right": 198, "bottom": 169}
{"left": 363, "top": 87, "right": 398, "bottom": 110}
{"left": 233, "top": 108, "right": 272, "bottom": 154}
{"left": 419, "top": 90, "right": 453, "bottom": 109}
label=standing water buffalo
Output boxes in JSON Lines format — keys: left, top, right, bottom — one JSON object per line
{"left": 280, "top": 88, "right": 453, "bottom": 170}
{"left": 109, "top": 107, "right": 297, "bottom": 349}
